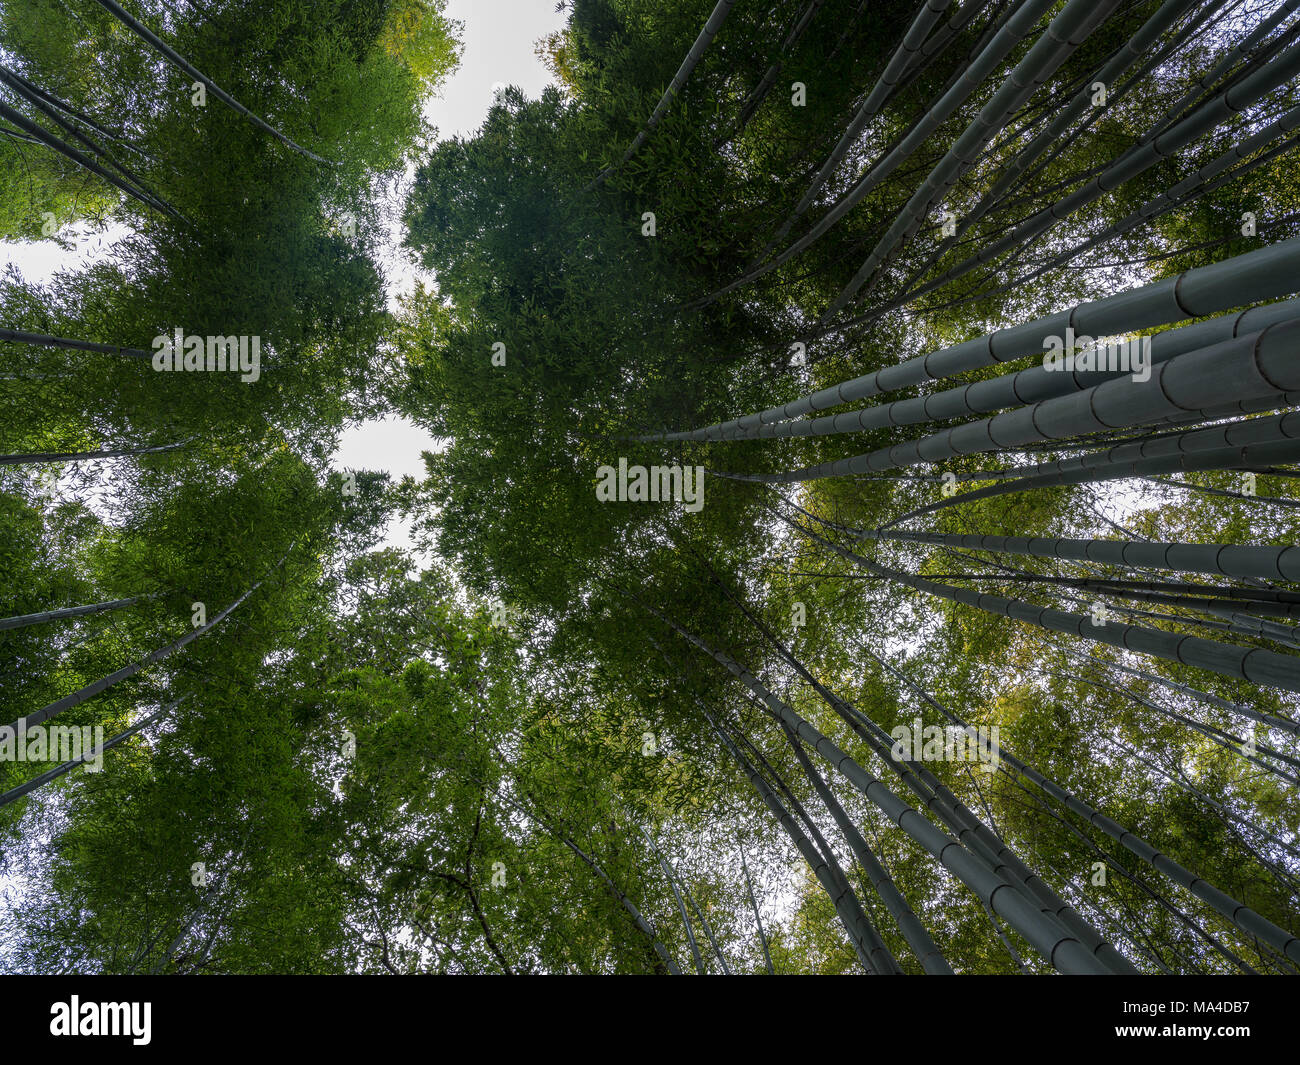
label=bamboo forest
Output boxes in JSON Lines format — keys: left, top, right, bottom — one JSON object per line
{"left": 4, "top": 0, "right": 1300, "bottom": 991}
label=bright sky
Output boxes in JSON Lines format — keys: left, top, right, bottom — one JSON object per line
{"left": 429, "top": 0, "right": 567, "bottom": 138}
{"left": 0, "top": 0, "right": 570, "bottom": 551}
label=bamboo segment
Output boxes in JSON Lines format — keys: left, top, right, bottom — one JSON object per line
{"left": 657, "top": 237, "right": 1300, "bottom": 441}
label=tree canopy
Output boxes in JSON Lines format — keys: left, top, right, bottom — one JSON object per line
{"left": 3, "top": 0, "right": 1300, "bottom": 978}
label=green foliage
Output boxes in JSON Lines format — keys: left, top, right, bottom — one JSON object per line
{"left": 4, "top": 0, "right": 1300, "bottom": 976}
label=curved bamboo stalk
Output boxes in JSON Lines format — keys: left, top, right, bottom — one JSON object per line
{"left": 0, "top": 698, "right": 180, "bottom": 808}
{"left": 588, "top": 0, "right": 735, "bottom": 189}
{"left": 738, "top": 843, "right": 775, "bottom": 973}
{"left": 87, "top": 0, "right": 335, "bottom": 165}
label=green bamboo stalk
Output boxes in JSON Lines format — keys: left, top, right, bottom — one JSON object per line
{"left": 781, "top": 721, "right": 955, "bottom": 974}
{"left": 589, "top": 0, "right": 735, "bottom": 188}
{"left": 639, "top": 599, "right": 1113, "bottom": 973}
{"left": 748, "top": 0, "right": 954, "bottom": 255}
{"left": 715, "top": 0, "right": 826, "bottom": 147}
{"left": 702, "top": 0, "right": 1057, "bottom": 304}
{"left": 820, "top": 0, "right": 1122, "bottom": 320}
{"left": 7, "top": 575, "right": 266, "bottom": 735}
{"left": 738, "top": 844, "right": 775, "bottom": 974}
{"left": 733, "top": 723, "right": 899, "bottom": 972}
{"left": 0, "top": 99, "right": 179, "bottom": 217}
{"left": 896, "top": 0, "right": 1202, "bottom": 298}
{"left": 711, "top": 717, "right": 879, "bottom": 971}
{"left": 0, "top": 698, "right": 180, "bottom": 809}
{"left": 88, "top": 0, "right": 335, "bottom": 165}
{"left": 716, "top": 577, "right": 1133, "bottom": 972}
{"left": 784, "top": 511, "right": 1300, "bottom": 696}
{"left": 0, "top": 328, "right": 153, "bottom": 359}
{"left": 661, "top": 236, "right": 1300, "bottom": 441}
{"left": 646, "top": 295, "right": 1300, "bottom": 444}
{"left": 0, "top": 595, "right": 151, "bottom": 632}
{"left": 869, "top": 38, "right": 1300, "bottom": 316}
{"left": 719, "top": 320, "right": 1300, "bottom": 483}
{"left": 876, "top": 656, "right": 1300, "bottom": 967}
{"left": 0, "top": 440, "right": 190, "bottom": 465}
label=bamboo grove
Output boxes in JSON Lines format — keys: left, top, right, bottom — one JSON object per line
{"left": 2, "top": 0, "right": 1299, "bottom": 975}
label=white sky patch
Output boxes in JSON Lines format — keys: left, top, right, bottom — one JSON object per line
{"left": 334, "top": 414, "right": 443, "bottom": 557}
{"left": 0, "top": 219, "right": 129, "bottom": 282}
{"left": 430, "top": 0, "right": 565, "bottom": 138}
